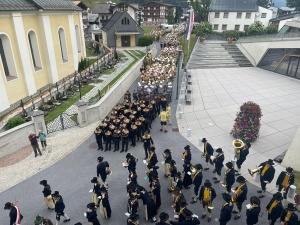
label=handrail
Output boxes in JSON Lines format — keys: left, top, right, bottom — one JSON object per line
{"left": 236, "top": 32, "right": 300, "bottom": 43}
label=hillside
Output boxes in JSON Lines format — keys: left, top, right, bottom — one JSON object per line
{"left": 81, "top": 0, "right": 120, "bottom": 8}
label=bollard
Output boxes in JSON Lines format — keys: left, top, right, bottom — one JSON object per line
{"left": 181, "top": 88, "right": 185, "bottom": 95}
{"left": 231, "top": 159, "right": 236, "bottom": 168}
{"left": 255, "top": 173, "right": 260, "bottom": 183}
{"left": 187, "top": 129, "right": 192, "bottom": 137}
{"left": 288, "top": 185, "right": 296, "bottom": 198}
{"left": 179, "top": 112, "right": 183, "bottom": 119}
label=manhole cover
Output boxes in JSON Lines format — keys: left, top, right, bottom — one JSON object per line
{"left": 90, "top": 142, "right": 98, "bottom": 149}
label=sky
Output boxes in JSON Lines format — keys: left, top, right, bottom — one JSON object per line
{"left": 272, "top": 0, "right": 287, "bottom": 8}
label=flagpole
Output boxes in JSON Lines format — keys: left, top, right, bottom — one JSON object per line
{"left": 188, "top": 38, "right": 191, "bottom": 58}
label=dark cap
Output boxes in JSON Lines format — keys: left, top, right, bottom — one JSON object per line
{"left": 164, "top": 149, "right": 171, "bottom": 154}
{"left": 184, "top": 145, "right": 190, "bottom": 150}
{"left": 236, "top": 176, "right": 246, "bottom": 183}
{"left": 87, "top": 203, "right": 96, "bottom": 209}
{"left": 222, "top": 193, "right": 231, "bottom": 203}
{"left": 91, "top": 177, "right": 98, "bottom": 183}
{"left": 4, "top": 202, "right": 12, "bottom": 210}
{"left": 216, "top": 148, "right": 223, "bottom": 153}
{"left": 159, "top": 212, "right": 169, "bottom": 222}
{"left": 39, "top": 180, "right": 47, "bottom": 186}
{"left": 286, "top": 167, "right": 293, "bottom": 173}
{"left": 97, "top": 156, "right": 103, "bottom": 162}
{"left": 128, "top": 214, "right": 139, "bottom": 222}
{"left": 273, "top": 192, "right": 283, "bottom": 201}
{"left": 100, "top": 187, "right": 107, "bottom": 193}
{"left": 34, "top": 215, "right": 44, "bottom": 225}
{"left": 201, "top": 138, "right": 207, "bottom": 143}
{"left": 226, "top": 162, "right": 233, "bottom": 169}
{"left": 52, "top": 191, "right": 59, "bottom": 197}
{"left": 267, "top": 159, "right": 274, "bottom": 165}
{"left": 287, "top": 203, "right": 296, "bottom": 211}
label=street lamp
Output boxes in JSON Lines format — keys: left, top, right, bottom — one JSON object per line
{"left": 176, "top": 49, "right": 183, "bottom": 100}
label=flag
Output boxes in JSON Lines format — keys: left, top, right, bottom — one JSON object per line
{"left": 186, "top": 8, "right": 194, "bottom": 41}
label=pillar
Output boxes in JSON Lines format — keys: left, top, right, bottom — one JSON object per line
{"left": 31, "top": 110, "right": 47, "bottom": 134}
{"left": 282, "top": 127, "right": 300, "bottom": 171}
{"left": 75, "top": 100, "right": 88, "bottom": 127}
{"left": 68, "top": 14, "right": 79, "bottom": 71}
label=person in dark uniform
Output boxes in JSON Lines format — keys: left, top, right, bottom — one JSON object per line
{"left": 94, "top": 127, "right": 103, "bottom": 151}
{"left": 96, "top": 156, "right": 109, "bottom": 186}
{"left": 128, "top": 194, "right": 139, "bottom": 215}
{"left": 113, "top": 129, "right": 121, "bottom": 152}
{"left": 246, "top": 196, "right": 261, "bottom": 225}
{"left": 190, "top": 164, "right": 203, "bottom": 204}
{"left": 126, "top": 153, "right": 137, "bottom": 173}
{"left": 99, "top": 187, "right": 111, "bottom": 219}
{"left": 133, "top": 90, "right": 138, "bottom": 101}
{"left": 257, "top": 159, "right": 275, "bottom": 198}
{"left": 85, "top": 203, "right": 101, "bottom": 225}
{"left": 104, "top": 130, "right": 112, "bottom": 151}
{"left": 4, "top": 202, "right": 23, "bottom": 225}
{"left": 130, "top": 123, "right": 138, "bottom": 147}
{"left": 121, "top": 128, "right": 129, "bottom": 153}
{"left": 232, "top": 176, "right": 248, "bottom": 220}
{"left": 147, "top": 164, "right": 159, "bottom": 185}
{"left": 160, "top": 41, "right": 163, "bottom": 49}
{"left": 148, "top": 146, "right": 158, "bottom": 166}
{"left": 163, "top": 149, "right": 172, "bottom": 177}
{"left": 235, "top": 142, "right": 250, "bottom": 175}
{"left": 51, "top": 191, "right": 71, "bottom": 224}
{"left": 213, "top": 148, "right": 224, "bottom": 183}
{"left": 174, "top": 172, "right": 183, "bottom": 191}
{"left": 182, "top": 145, "right": 191, "bottom": 166}
{"left": 217, "top": 193, "right": 233, "bottom": 225}
{"left": 156, "top": 212, "right": 170, "bottom": 225}
{"left": 142, "top": 131, "right": 154, "bottom": 159}
{"left": 40, "top": 180, "right": 55, "bottom": 209}
{"left": 198, "top": 179, "right": 216, "bottom": 222}
{"left": 168, "top": 160, "right": 178, "bottom": 192}
{"left": 127, "top": 214, "right": 139, "bottom": 225}
{"left": 151, "top": 174, "right": 161, "bottom": 210}
{"left": 170, "top": 208, "right": 200, "bottom": 225}
{"left": 136, "top": 186, "right": 157, "bottom": 222}
{"left": 280, "top": 203, "right": 298, "bottom": 225}
{"left": 90, "top": 177, "right": 101, "bottom": 206}
{"left": 201, "top": 138, "right": 214, "bottom": 171}
{"left": 172, "top": 188, "right": 186, "bottom": 216}
{"left": 182, "top": 162, "right": 193, "bottom": 189}
{"left": 266, "top": 192, "right": 284, "bottom": 225}
{"left": 223, "top": 162, "right": 235, "bottom": 194}
{"left": 276, "top": 167, "right": 294, "bottom": 201}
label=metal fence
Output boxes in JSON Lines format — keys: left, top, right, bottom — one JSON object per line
{"left": 237, "top": 32, "right": 300, "bottom": 43}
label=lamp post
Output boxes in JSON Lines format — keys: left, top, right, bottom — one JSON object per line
{"left": 176, "top": 49, "right": 183, "bottom": 100}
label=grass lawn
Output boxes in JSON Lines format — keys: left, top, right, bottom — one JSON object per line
{"left": 93, "top": 79, "right": 103, "bottom": 84}
{"left": 180, "top": 34, "right": 198, "bottom": 67}
{"left": 86, "top": 48, "right": 97, "bottom": 57}
{"left": 142, "top": 26, "right": 156, "bottom": 36}
{"left": 88, "top": 58, "right": 97, "bottom": 66}
{"left": 104, "top": 68, "right": 116, "bottom": 75}
{"left": 45, "top": 85, "right": 94, "bottom": 122}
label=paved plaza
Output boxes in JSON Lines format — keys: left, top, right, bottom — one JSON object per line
{"left": 0, "top": 41, "right": 300, "bottom": 224}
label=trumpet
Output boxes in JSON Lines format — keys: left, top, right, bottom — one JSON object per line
{"left": 233, "top": 139, "right": 244, "bottom": 160}
{"left": 248, "top": 166, "right": 263, "bottom": 177}
{"left": 221, "top": 181, "right": 227, "bottom": 187}
{"left": 201, "top": 152, "right": 207, "bottom": 158}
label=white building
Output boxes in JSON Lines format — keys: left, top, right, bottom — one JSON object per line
{"left": 209, "top": 0, "right": 273, "bottom": 32}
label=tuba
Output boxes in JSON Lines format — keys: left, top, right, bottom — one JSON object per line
{"left": 248, "top": 166, "right": 263, "bottom": 177}
{"left": 232, "top": 139, "right": 244, "bottom": 160}
{"left": 206, "top": 190, "right": 214, "bottom": 210}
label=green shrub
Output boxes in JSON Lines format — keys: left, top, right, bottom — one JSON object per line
{"left": 138, "top": 35, "right": 153, "bottom": 46}
{"left": 246, "top": 21, "right": 264, "bottom": 36}
{"left": 194, "top": 22, "right": 212, "bottom": 37}
{"left": 223, "top": 30, "right": 240, "bottom": 40}
{"left": 6, "top": 116, "right": 27, "bottom": 129}
{"left": 265, "top": 24, "right": 278, "bottom": 34}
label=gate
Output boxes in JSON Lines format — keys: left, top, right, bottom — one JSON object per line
{"left": 46, "top": 113, "right": 78, "bottom": 134}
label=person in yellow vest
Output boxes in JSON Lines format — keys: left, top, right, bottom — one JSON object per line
{"left": 257, "top": 159, "right": 275, "bottom": 198}
{"left": 166, "top": 104, "right": 172, "bottom": 125}
{"left": 266, "top": 192, "right": 284, "bottom": 225}
{"left": 276, "top": 167, "right": 294, "bottom": 202}
{"left": 231, "top": 176, "right": 248, "bottom": 220}
{"left": 159, "top": 108, "right": 168, "bottom": 133}
{"left": 280, "top": 203, "right": 298, "bottom": 225}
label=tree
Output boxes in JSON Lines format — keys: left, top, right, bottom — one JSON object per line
{"left": 194, "top": 22, "right": 212, "bottom": 37}
{"left": 257, "top": 0, "right": 270, "bottom": 8}
{"left": 230, "top": 101, "right": 262, "bottom": 142}
{"left": 264, "top": 24, "right": 278, "bottom": 34}
{"left": 190, "top": 0, "right": 211, "bottom": 22}
{"left": 286, "top": 0, "right": 300, "bottom": 10}
{"left": 137, "top": 36, "right": 153, "bottom": 46}
{"left": 167, "top": 8, "right": 174, "bottom": 24}
{"left": 246, "top": 21, "right": 264, "bottom": 36}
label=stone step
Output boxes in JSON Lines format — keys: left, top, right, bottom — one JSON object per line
{"left": 192, "top": 58, "right": 237, "bottom": 62}
{"left": 188, "top": 64, "right": 240, "bottom": 69}
{"left": 196, "top": 55, "right": 234, "bottom": 59}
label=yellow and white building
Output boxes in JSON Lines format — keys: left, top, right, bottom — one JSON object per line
{"left": 0, "top": 0, "right": 86, "bottom": 112}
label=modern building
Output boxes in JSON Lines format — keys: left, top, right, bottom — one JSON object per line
{"left": 270, "top": 13, "right": 300, "bottom": 31}
{"left": 102, "top": 11, "right": 144, "bottom": 48}
{"left": 142, "top": 1, "right": 175, "bottom": 25}
{"left": 0, "top": 0, "right": 86, "bottom": 112}
{"left": 209, "top": 0, "right": 273, "bottom": 32}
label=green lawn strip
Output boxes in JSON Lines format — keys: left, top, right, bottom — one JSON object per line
{"left": 142, "top": 26, "right": 156, "bottom": 36}
{"left": 93, "top": 79, "right": 103, "bottom": 84}
{"left": 103, "top": 68, "right": 116, "bottom": 75}
{"left": 117, "top": 52, "right": 126, "bottom": 58}
{"left": 86, "top": 47, "right": 98, "bottom": 57}
{"left": 88, "top": 58, "right": 97, "bottom": 66}
{"left": 129, "top": 50, "right": 141, "bottom": 58}
{"left": 180, "top": 34, "right": 197, "bottom": 67}
{"left": 136, "top": 50, "right": 146, "bottom": 57}
{"left": 45, "top": 85, "right": 94, "bottom": 122}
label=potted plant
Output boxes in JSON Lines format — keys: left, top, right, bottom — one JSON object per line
{"left": 195, "top": 22, "right": 212, "bottom": 44}
{"left": 227, "top": 37, "right": 233, "bottom": 44}
{"left": 223, "top": 30, "right": 240, "bottom": 44}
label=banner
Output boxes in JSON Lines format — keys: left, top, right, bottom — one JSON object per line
{"left": 186, "top": 8, "right": 194, "bottom": 41}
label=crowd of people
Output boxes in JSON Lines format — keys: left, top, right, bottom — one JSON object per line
{"left": 4, "top": 24, "right": 300, "bottom": 225}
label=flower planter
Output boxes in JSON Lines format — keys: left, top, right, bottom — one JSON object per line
{"left": 199, "top": 37, "right": 205, "bottom": 43}
{"left": 228, "top": 38, "right": 233, "bottom": 44}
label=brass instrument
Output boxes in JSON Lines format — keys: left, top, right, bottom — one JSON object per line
{"left": 135, "top": 121, "right": 142, "bottom": 126}
{"left": 205, "top": 190, "right": 214, "bottom": 210}
{"left": 201, "top": 152, "right": 207, "bottom": 158}
{"left": 282, "top": 174, "right": 290, "bottom": 193}
{"left": 232, "top": 183, "right": 246, "bottom": 203}
{"left": 232, "top": 139, "right": 244, "bottom": 160}
{"left": 222, "top": 169, "right": 230, "bottom": 187}
{"left": 190, "top": 165, "right": 197, "bottom": 174}
{"left": 248, "top": 166, "right": 263, "bottom": 177}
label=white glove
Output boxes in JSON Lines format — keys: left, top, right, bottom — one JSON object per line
{"left": 264, "top": 181, "right": 269, "bottom": 184}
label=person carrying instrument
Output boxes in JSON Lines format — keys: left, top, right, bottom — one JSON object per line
{"left": 51, "top": 191, "right": 71, "bottom": 224}
{"left": 190, "top": 164, "right": 203, "bottom": 204}
{"left": 276, "top": 167, "right": 294, "bottom": 202}
{"left": 235, "top": 142, "right": 250, "bottom": 175}
{"left": 168, "top": 160, "right": 178, "bottom": 192}
{"left": 213, "top": 148, "right": 224, "bottom": 184}
{"left": 98, "top": 187, "right": 111, "bottom": 219}
{"left": 85, "top": 203, "right": 101, "bottom": 225}
{"left": 136, "top": 186, "right": 157, "bottom": 222}
{"left": 257, "top": 159, "right": 275, "bottom": 198}
{"left": 216, "top": 193, "right": 233, "bottom": 225}
{"left": 182, "top": 162, "right": 193, "bottom": 189}
{"left": 142, "top": 131, "right": 154, "bottom": 159}
{"left": 96, "top": 156, "right": 109, "bottom": 186}
{"left": 90, "top": 177, "right": 101, "bottom": 206}
{"left": 40, "top": 180, "right": 55, "bottom": 210}
{"left": 172, "top": 189, "right": 186, "bottom": 216}
{"left": 4, "top": 202, "right": 23, "bottom": 225}
{"left": 163, "top": 149, "right": 172, "bottom": 177}
{"left": 156, "top": 212, "right": 171, "bottom": 225}
{"left": 280, "top": 203, "right": 298, "bottom": 225}
{"left": 127, "top": 194, "right": 139, "bottom": 215}
{"left": 223, "top": 162, "right": 235, "bottom": 194}
{"left": 246, "top": 196, "right": 261, "bottom": 225}
{"left": 170, "top": 208, "right": 200, "bottom": 225}
{"left": 232, "top": 176, "right": 248, "bottom": 220}
{"left": 182, "top": 145, "right": 192, "bottom": 166}
{"left": 126, "top": 153, "right": 137, "bottom": 173}
{"left": 201, "top": 138, "right": 214, "bottom": 171}
{"left": 148, "top": 146, "right": 158, "bottom": 166}
{"left": 198, "top": 179, "right": 216, "bottom": 222}
{"left": 151, "top": 174, "right": 161, "bottom": 210}
{"left": 94, "top": 127, "right": 103, "bottom": 151}
{"left": 266, "top": 192, "right": 284, "bottom": 225}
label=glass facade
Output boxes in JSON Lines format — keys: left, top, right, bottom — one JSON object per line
{"left": 258, "top": 48, "right": 300, "bottom": 79}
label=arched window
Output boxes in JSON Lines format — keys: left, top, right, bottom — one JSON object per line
{"left": 121, "top": 17, "right": 130, "bottom": 25}
{"left": 75, "top": 25, "right": 82, "bottom": 53}
{"left": 28, "top": 31, "right": 42, "bottom": 70}
{"left": 0, "top": 34, "right": 17, "bottom": 81}
{"left": 58, "top": 28, "right": 68, "bottom": 63}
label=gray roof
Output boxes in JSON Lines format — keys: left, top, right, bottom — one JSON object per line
{"left": 91, "top": 3, "right": 111, "bottom": 14}
{"left": 101, "top": 11, "right": 123, "bottom": 31}
{"left": 0, "top": 0, "right": 81, "bottom": 11}
{"left": 210, "top": 0, "right": 258, "bottom": 12}
{"left": 88, "top": 13, "right": 98, "bottom": 22}
{"left": 142, "top": 1, "right": 174, "bottom": 7}
{"left": 270, "top": 12, "right": 300, "bottom": 22}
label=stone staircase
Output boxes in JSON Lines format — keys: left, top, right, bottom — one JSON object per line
{"left": 188, "top": 42, "right": 253, "bottom": 69}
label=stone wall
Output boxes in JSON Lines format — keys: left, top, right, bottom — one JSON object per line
{"left": 0, "top": 121, "right": 35, "bottom": 158}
